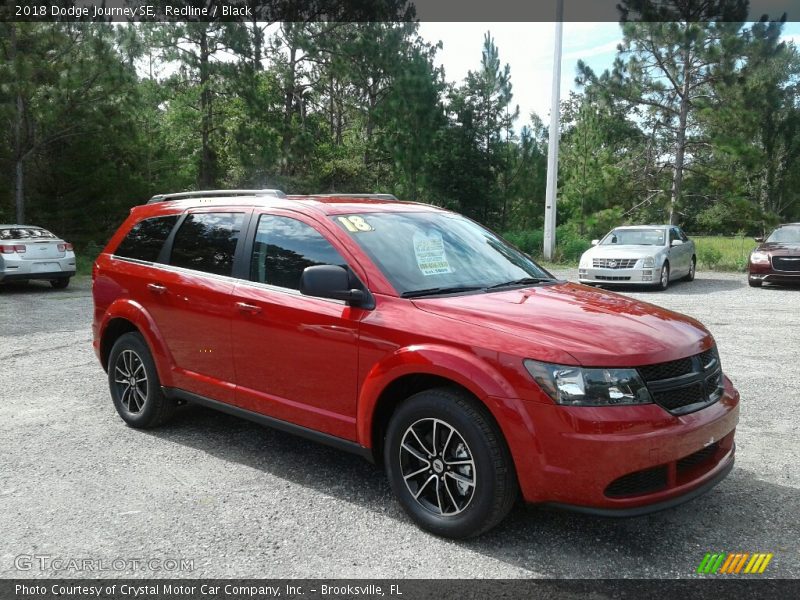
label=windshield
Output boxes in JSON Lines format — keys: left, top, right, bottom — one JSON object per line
{"left": 333, "top": 212, "right": 554, "bottom": 296}
{"left": 600, "top": 228, "right": 665, "bottom": 246}
{"left": 766, "top": 226, "right": 800, "bottom": 244}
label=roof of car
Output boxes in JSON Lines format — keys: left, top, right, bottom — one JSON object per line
{"left": 0, "top": 224, "right": 44, "bottom": 229}
{"left": 613, "top": 224, "right": 671, "bottom": 229}
{"left": 138, "top": 191, "right": 441, "bottom": 217}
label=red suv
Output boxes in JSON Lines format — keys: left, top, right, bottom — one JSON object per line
{"left": 93, "top": 190, "right": 739, "bottom": 538}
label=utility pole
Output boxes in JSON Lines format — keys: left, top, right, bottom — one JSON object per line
{"left": 543, "top": 0, "right": 563, "bottom": 261}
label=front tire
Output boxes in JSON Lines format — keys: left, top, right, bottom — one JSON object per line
{"left": 748, "top": 278, "right": 763, "bottom": 288}
{"left": 656, "top": 263, "right": 670, "bottom": 290}
{"left": 384, "top": 387, "right": 518, "bottom": 538}
{"left": 108, "top": 332, "right": 176, "bottom": 428}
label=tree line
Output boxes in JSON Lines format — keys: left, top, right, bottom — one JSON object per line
{"left": 1, "top": 1, "right": 798, "bottom": 257}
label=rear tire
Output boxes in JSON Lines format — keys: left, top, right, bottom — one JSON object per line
{"left": 108, "top": 332, "right": 176, "bottom": 428}
{"left": 683, "top": 257, "right": 696, "bottom": 282}
{"left": 384, "top": 387, "right": 518, "bottom": 538}
{"left": 51, "top": 278, "right": 70, "bottom": 289}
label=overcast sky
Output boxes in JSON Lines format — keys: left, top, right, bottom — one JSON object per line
{"left": 417, "top": 21, "right": 800, "bottom": 129}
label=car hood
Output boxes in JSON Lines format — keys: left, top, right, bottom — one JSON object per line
{"left": 413, "top": 282, "right": 712, "bottom": 367}
{"left": 757, "top": 242, "right": 800, "bottom": 255}
{"left": 582, "top": 244, "right": 665, "bottom": 259}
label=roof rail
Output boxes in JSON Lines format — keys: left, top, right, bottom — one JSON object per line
{"left": 147, "top": 189, "right": 286, "bottom": 204}
{"left": 310, "top": 193, "right": 398, "bottom": 200}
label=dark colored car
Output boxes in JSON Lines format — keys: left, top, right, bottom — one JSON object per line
{"left": 748, "top": 223, "right": 800, "bottom": 287}
{"left": 92, "top": 190, "right": 739, "bottom": 538}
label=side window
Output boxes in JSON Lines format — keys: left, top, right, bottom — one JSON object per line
{"left": 251, "top": 215, "right": 346, "bottom": 290}
{"left": 169, "top": 212, "right": 245, "bottom": 276}
{"left": 114, "top": 215, "right": 179, "bottom": 262}
{"left": 679, "top": 229, "right": 689, "bottom": 242}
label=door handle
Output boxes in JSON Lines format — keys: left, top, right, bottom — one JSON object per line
{"left": 235, "top": 301, "right": 262, "bottom": 314}
{"left": 146, "top": 283, "right": 168, "bottom": 295}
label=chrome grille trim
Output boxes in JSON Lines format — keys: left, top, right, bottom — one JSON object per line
{"left": 592, "top": 258, "right": 639, "bottom": 269}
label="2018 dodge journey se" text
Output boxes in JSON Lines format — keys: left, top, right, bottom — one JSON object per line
{"left": 92, "top": 190, "right": 739, "bottom": 538}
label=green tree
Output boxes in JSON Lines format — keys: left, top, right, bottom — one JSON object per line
{"left": 581, "top": 0, "right": 748, "bottom": 224}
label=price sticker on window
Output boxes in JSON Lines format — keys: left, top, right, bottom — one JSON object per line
{"left": 337, "top": 215, "right": 374, "bottom": 233}
{"left": 413, "top": 231, "right": 453, "bottom": 276}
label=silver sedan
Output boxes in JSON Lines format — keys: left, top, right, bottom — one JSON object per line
{"left": 578, "top": 225, "right": 696, "bottom": 290}
{"left": 0, "top": 225, "right": 76, "bottom": 289}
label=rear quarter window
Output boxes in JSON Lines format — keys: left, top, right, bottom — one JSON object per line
{"left": 114, "top": 215, "right": 179, "bottom": 262}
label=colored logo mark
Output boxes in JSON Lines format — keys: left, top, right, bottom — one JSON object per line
{"left": 697, "top": 552, "right": 773, "bottom": 574}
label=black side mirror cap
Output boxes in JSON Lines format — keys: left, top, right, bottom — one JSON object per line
{"left": 300, "top": 265, "right": 374, "bottom": 309}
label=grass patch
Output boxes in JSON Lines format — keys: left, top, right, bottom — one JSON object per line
{"left": 692, "top": 235, "right": 757, "bottom": 271}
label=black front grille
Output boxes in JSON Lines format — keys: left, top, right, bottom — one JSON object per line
{"left": 638, "top": 347, "right": 723, "bottom": 415}
{"left": 595, "top": 275, "right": 631, "bottom": 281}
{"left": 772, "top": 256, "right": 800, "bottom": 272}
{"left": 605, "top": 465, "right": 668, "bottom": 498}
{"left": 677, "top": 443, "right": 719, "bottom": 474}
{"left": 652, "top": 383, "right": 705, "bottom": 411}
{"left": 639, "top": 357, "right": 694, "bottom": 382}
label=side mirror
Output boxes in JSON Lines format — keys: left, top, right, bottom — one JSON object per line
{"left": 754, "top": 236, "right": 764, "bottom": 243}
{"left": 300, "top": 265, "right": 371, "bottom": 308}
{"left": 591, "top": 239, "right": 599, "bottom": 246}
{"left": 670, "top": 239, "right": 683, "bottom": 247}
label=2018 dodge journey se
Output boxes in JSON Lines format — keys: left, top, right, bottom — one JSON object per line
{"left": 92, "top": 190, "right": 739, "bottom": 538}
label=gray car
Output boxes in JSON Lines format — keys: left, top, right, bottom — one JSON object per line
{"left": 0, "top": 225, "right": 76, "bottom": 289}
{"left": 578, "top": 225, "right": 696, "bottom": 290}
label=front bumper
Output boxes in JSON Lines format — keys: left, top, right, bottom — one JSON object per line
{"left": 748, "top": 266, "right": 800, "bottom": 285}
{"left": 509, "top": 376, "right": 739, "bottom": 513}
{"left": 578, "top": 266, "right": 655, "bottom": 285}
{"left": 0, "top": 254, "right": 76, "bottom": 282}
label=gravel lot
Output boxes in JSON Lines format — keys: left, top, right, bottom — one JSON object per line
{"left": 1, "top": 271, "right": 798, "bottom": 579}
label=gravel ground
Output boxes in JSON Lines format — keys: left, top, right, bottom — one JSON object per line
{"left": 0, "top": 272, "right": 798, "bottom": 579}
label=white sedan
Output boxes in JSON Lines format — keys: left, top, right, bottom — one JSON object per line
{"left": 0, "top": 225, "right": 76, "bottom": 289}
{"left": 578, "top": 225, "right": 696, "bottom": 290}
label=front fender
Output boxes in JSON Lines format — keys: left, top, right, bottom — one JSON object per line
{"left": 356, "top": 343, "right": 518, "bottom": 448}
{"left": 100, "top": 298, "right": 174, "bottom": 387}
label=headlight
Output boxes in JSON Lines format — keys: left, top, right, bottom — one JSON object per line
{"left": 524, "top": 360, "right": 653, "bottom": 406}
{"left": 750, "top": 251, "right": 770, "bottom": 264}
{"left": 642, "top": 256, "right": 655, "bottom": 268}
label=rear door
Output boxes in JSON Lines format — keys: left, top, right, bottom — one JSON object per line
{"left": 143, "top": 209, "right": 249, "bottom": 403}
{"left": 668, "top": 227, "right": 689, "bottom": 276}
{"left": 230, "top": 211, "right": 364, "bottom": 440}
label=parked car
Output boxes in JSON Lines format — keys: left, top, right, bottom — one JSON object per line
{"left": 0, "top": 225, "right": 76, "bottom": 289}
{"left": 748, "top": 223, "right": 800, "bottom": 287}
{"left": 578, "top": 225, "right": 696, "bottom": 290}
{"left": 92, "top": 191, "right": 738, "bottom": 538}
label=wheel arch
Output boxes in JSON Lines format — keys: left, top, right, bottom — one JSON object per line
{"left": 357, "top": 345, "right": 519, "bottom": 464}
{"left": 98, "top": 299, "right": 174, "bottom": 386}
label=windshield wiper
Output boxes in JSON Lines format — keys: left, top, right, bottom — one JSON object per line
{"left": 401, "top": 286, "right": 484, "bottom": 298}
{"left": 485, "top": 277, "right": 552, "bottom": 290}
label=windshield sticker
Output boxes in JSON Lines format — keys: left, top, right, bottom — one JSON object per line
{"left": 338, "top": 215, "right": 374, "bottom": 233}
{"left": 413, "top": 231, "right": 453, "bottom": 276}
